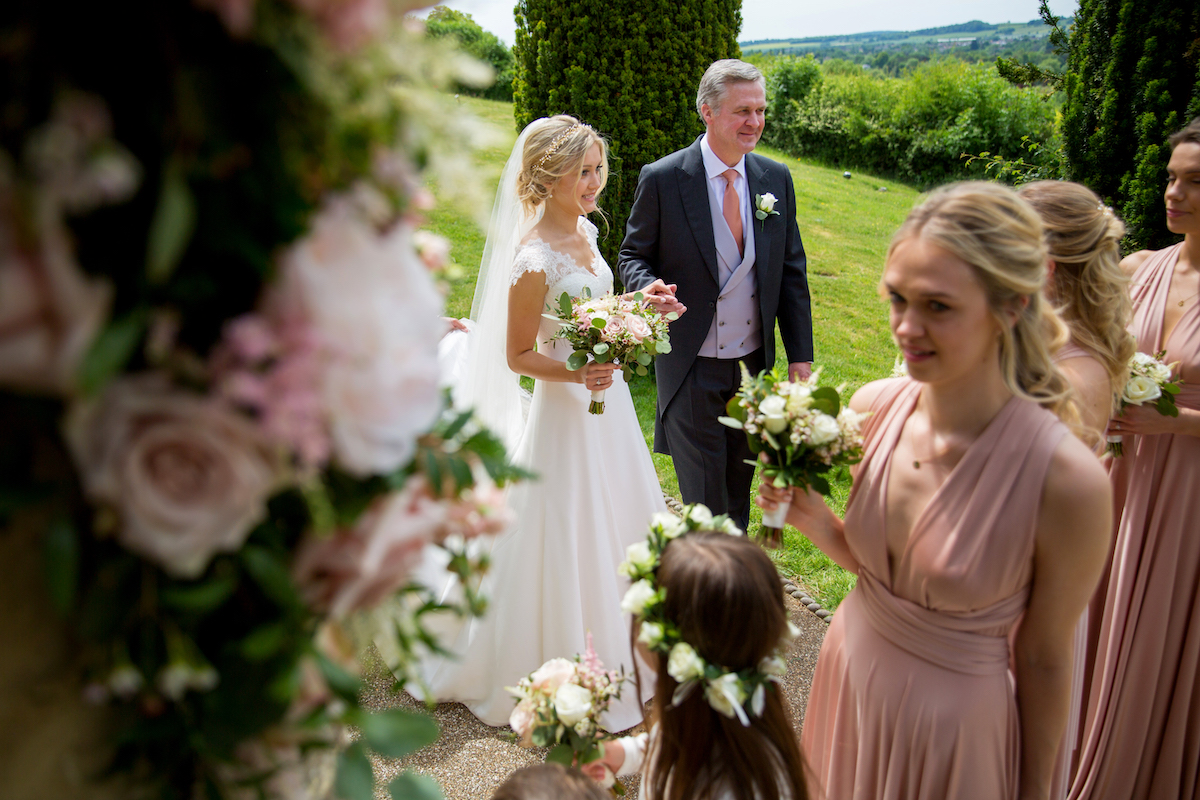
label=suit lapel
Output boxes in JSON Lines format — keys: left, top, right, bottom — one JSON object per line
{"left": 746, "top": 154, "right": 773, "bottom": 288}
{"left": 676, "top": 141, "right": 720, "bottom": 284}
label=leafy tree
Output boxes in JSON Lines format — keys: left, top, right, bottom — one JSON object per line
{"left": 1060, "top": 0, "right": 1200, "bottom": 250}
{"left": 512, "top": 0, "right": 741, "bottom": 265}
{"left": 426, "top": 7, "right": 514, "bottom": 101}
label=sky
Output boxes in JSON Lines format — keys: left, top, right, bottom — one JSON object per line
{"left": 420, "top": 0, "right": 1080, "bottom": 47}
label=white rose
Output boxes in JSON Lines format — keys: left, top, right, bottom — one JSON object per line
{"left": 530, "top": 658, "right": 577, "bottom": 692}
{"left": 666, "top": 642, "right": 706, "bottom": 683}
{"left": 621, "top": 580, "right": 657, "bottom": 616}
{"left": 1130, "top": 351, "right": 1158, "bottom": 370}
{"left": 553, "top": 683, "right": 593, "bottom": 726}
{"left": 624, "top": 541, "right": 655, "bottom": 573}
{"left": 637, "top": 621, "right": 665, "bottom": 648}
{"left": 807, "top": 412, "right": 841, "bottom": 446}
{"left": 1149, "top": 362, "right": 1173, "bottom": 383}
{"left": 704, "top": 673, "right": 747, "bottom": 719}
{"left": 719, "top": 518, "right": 743, "bottom": 536}
{"left": 686, "top": 504, "right": 714, "bottom": 528}
{"left": 759, "top": 394, "right": 789, "bottom": 434}
{"left": 651, "top": 511, "right": 688, "bottom": 539}
{"left": 759, "top": 655, "right": 787, "bottom": 678}
{"left": 757, "top": 193, "right": 778, "bottom": 213}
{"left": 785, "top": 387, "right": 812, "bottom": 415}
{"left": 1123, "top": 375, "right": 1162, "bottom": 406}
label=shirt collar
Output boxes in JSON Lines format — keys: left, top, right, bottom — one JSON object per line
{"left": 701, "top": 134, "right": 746, "bottom": 181}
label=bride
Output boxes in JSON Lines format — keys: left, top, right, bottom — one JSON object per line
{"left": 395, "top": 115, "right": 673, "bottom": 731}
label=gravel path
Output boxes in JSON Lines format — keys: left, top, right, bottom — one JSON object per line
{"left": 361, "top": 585, "right": 830, "bottom": 799}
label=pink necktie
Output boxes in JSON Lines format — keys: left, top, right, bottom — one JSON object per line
{"left": 722, "top": 169, "right": 744, "bottom": 257}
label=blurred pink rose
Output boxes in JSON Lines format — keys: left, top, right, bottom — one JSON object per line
{"left": 529, "top": 657, "right": 576, "bottom": 693}
{"left": 626, "top": 314, "right": 652, "bottom": 343}
{"left": 195, "top": 0, "right": 257, "bottom": 37}
{"left": 65, "top": 374, "right": 281, "bottom": 578}
{"left": 289, "top": 0, "right": 389, "bottom": 51}
{"left": 273, "top": 191, "right": 443, "bottom": 477}
{"left": 293, "top": 477, "right": 446, "bottom": 616}
{"left": 412, "top": 230, "right": 451, "bottom": 272}
{"left": 509, "top": 699, "right": 535, "bottom": 746}
{"left": 440, "top": 473, "right": 512, "bottom": 541}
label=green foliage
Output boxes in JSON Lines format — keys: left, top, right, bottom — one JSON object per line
{"left": 766, "top": 55, "right": 822, "bottom": 106}
{"left": 512, "top": 0, "right": 742, "bottom": 266}
{"left": 1061, "top": 0, "right": 1200, "bottom": 251}
{"left": 425, "top": 7, "right": 514, "bottom": 101}
{"left": 761, "top": 59, "right": 1058, "bottom": 188}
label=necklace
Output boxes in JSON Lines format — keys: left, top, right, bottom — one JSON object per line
{"left": 908, "top": 421, "right": 954, "bottom": 470}
{"left": 1178, "top": 291, "right": 1200, "bottom": 308}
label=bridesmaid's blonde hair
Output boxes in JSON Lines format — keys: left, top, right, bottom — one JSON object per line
{"left": 889, "top": 182, "right": 1079, "bottom": 426}
{"left": 516, "top": 115, "right": 608, "bottom": 215}
{"left": 1019, "top": 180, "right": 1135, "bottom": 419}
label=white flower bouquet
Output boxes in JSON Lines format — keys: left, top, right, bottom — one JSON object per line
{"left": 720, "top": 364, "right": 867, "bottom": 548}
{"left": 548, "top": 289, "right": 674, "bottom": 414}
{"left": 1108, "top": 350, "right": 1182, "bottom": 456}
{"left": 508, "top": 636, "right": 628, "bottom": 793}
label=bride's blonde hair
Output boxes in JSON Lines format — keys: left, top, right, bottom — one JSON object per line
{"left": 889, "top": 182, "right": 1080, "bottom": 427}
{"left": 516, "top": 115, "right": 608, "bottom": 215}
{"left": 1018, "top": 180, "right": 1135, "bottom": 420}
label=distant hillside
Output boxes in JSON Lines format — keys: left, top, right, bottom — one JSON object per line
{"left": 741, "top": 18, "right": 1062, "bottom": 54}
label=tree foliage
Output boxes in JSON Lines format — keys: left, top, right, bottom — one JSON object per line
{"left": 512, "top": 0, "right": 742, "bottom": 265}
{"left": 426, "top": 7, "right": 514, "bottom": 101}
{"left": 1061, "top": 0, "right": 1200, "bottom": 250}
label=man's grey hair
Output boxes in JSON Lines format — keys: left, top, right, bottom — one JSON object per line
{"left": 695, "top": 59, "right": 765, "bottom": 119}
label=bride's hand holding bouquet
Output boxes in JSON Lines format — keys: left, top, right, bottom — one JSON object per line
{"left": 720, "top": 364, "right": 867, "bottom": 548}
{"left": 548, "top": 288, "right": 675, "bottom": 414}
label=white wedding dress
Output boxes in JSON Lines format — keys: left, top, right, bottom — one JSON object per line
{"left": 401, "top": 217, "right": 664, "bottom": 731}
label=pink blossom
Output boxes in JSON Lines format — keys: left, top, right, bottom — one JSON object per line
{"left": 529, "top": 658, "right": 576, "bottom": 693}
{"left": 292, "top": 477, "right": 446, "bottom": 616}
{"left": 289, "top": 0, "right": 391, "bottom": 52}
{"left": 195, "top": 0, "right": 257, "bottom": 37}
{"left": 626, "top": 314, "right": 652, "bottom": 344}
{"left": 509, "top": 699, "right": 535, "bottom": 746}
{"left": 412, "top": 230, "right": 451, "bottom": 272}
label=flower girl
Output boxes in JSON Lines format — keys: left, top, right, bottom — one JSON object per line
{"left": 582, "top": 506, "right": 809, "bottom": 800}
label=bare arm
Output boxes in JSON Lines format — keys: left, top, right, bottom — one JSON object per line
{"left": 1119, "top": 249, "right": 1154, "bottom": 277}
{"left": 506, "top": 269, "right": 616, "bottom": 386}
{"left": 1058, "top": 355, "right": 1113, "bottom": 451}
{"left": 1014, "top": 436, "right": 1111, "bottom": 800}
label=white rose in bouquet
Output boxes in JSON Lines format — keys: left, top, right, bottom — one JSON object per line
{"left": 666, "top": 642, "right": 705, "bottom": 683}
{"left": 785, "top": 387, "right": 812, "bottom": 415}
{"left": 808, "top": 412, "right": 842, "bottom": 446}
{"left": 621, "top": 580, "right": 656, "bottom": 615}
{"left": 759, "top": 394, "right": 789, "bottom": 434}
{"left": 553, "top": 683, "right": 593, "bottom": 726}
{"left": 1123, "top": 375, "right": 1162, "bottom": 406}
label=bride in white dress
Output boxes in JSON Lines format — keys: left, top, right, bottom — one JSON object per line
{"left": 398, "top": 116, "right": 670, "bottom": 731}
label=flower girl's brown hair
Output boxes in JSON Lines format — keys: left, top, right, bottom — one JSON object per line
{"left": 643, "top": 532, "right": 809, "bottom": 800}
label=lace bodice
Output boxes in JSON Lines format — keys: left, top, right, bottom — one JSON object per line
{"left": 510, "top": 217, "right": 613, "bottom": 298}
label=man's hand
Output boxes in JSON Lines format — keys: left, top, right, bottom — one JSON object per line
{"left": 638, "top": 279, "right": 686, "bottom": 318}
{"left": 789, "top": 361, "right": 813, "bottom": 382}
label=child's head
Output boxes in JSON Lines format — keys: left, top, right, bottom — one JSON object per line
{"left": 490, "top": 763, "right": 611, "bottom": 800}
{"left": 643, "top": 530, "right": 808, "bottom": 800}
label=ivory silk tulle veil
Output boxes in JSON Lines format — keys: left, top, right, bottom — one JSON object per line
{"left": 376, "top": 121, "right": 663, "bottom": 731}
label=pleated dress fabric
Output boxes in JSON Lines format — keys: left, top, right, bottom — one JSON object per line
{"left": 801, "top": 378, "right": 1067, "bottom": 800}
{"left": 1069, "top": 243, "right": 1200, "bottom": 800}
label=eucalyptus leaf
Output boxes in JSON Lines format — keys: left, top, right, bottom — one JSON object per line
{"left": 146, "top": 159, "right": 197, "bottom": 284}
{"left": 160, "top": 572, "right": 237, "bottom": 614}
{"left": 810, "top": 386, "right": 841, "bottom": 415}
{"left": 558, "top": 292, "right": 573, "bottom": 317}
{"left": 335, "top": 743, "right": 375, "bottom": 800}
{"left": 566, "top": 351, "right": 588, "bottom": 371}
{"left": 546, "top": 743, "right": 574, "bottom": 766}
{"left": 43, "top": 518, "right": 79, "bottom": 615}
{"left": 593, "top": 343, "right": 609, "bottom": 355}
{"left": 389, "top": 772, "right": 444, "bottom": 800}
{"left": 658, "top": 340, "right": 672, "bottom": 353}
{"left": 591, "top": 317, "right": 606, "bottom": 329}
{"left": 77, "top": 311, "right": 147, "bottom": 396}
{"left": 637, "top": 352, "right": 652, "bottom": 366}
{"left": 315, "top": 650, "right": 362, "bottom": 703}
{"left": 717, "top": 416, "right": 743, "bottom": 430}
{"left": 240, "top": 623, "right": 290, "bottom": 661}
{"left": 360, "top": 709, "right": 439, "bottom": 758}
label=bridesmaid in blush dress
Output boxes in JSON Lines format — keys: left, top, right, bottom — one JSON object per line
{"left": 1068, "top": 118, "right": 1200, "bottom": 800}
{"left": 761, "top": 183, "right": 1112, "bottom": 800}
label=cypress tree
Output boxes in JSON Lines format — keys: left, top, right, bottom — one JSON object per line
{"left": 1061, "top": 0, "right": 1200, "bottom": 250}
{"left": 512, "top": 0, "right": 742, "bottom": 266}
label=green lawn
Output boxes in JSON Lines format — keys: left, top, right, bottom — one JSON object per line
{"left": 428, "top": 96, "right": 922, "bottom": 609}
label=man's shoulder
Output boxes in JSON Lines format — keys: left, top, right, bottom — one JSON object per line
{"left": 644, "top": 139, "right": 702, "bottom": 174}
{"left": 747, "top": 151, "right": 791, "bottom": 177}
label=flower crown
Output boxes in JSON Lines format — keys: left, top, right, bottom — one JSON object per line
{"left": 537, "top": 124, "right": 582, "bottom": 168}
{"left": 619, "top": 504, "right": 799, "bottom": 725}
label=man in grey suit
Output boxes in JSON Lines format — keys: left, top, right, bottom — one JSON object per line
{"left": 618, "top": 59, "right": 814, "bottom": 531}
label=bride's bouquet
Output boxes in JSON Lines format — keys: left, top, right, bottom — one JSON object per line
{"left": 548, "top": 289, "right": 674, "bottom": 414}
{"left": 507, "top": 635, "right": 627, "bottom": 793}
{"left": 1108, "top": 350, "right": 1182, "bottom": 456}
{"left": 720, "top": 364, "right": 867, "bottom": 548}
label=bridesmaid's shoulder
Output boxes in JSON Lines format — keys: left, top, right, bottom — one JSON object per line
{"left": 849, "top": 378, "right": 904, "bottom": 414}
{"left": 1119, "top": 249, "right": 1156, "bottom": 277}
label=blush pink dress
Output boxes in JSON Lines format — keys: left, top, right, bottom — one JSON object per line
{"left": 1069, "top": 243, "right": 1200, "bottom": 800}
{"left": 801, "top": 378, "right": 1067, "bottom": 800}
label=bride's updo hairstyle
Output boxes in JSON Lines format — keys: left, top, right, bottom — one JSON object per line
{"left": 1018, "top": 180, "right": 1135, "bottom": 417}
{"left": 888, "top": 182, "right": 1078, "bottom": 425}
{"left": 645, "top": 532, "right": 808, "bottom": 800}
{"left": 516, "top": 115, "right": 608, "bottom": 215}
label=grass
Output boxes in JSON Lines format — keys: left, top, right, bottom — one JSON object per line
{"left": 425, "top": 96, "right": 922, "bottom": 609}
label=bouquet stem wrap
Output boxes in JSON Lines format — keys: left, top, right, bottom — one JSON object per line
{"left": 590, "top": 388, "right": 605, "bottom": 415}
{"left": 758, "top": 502, "right": 788, "bottom": 549}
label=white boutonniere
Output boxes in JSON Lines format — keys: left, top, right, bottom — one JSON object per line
{"left": 754, "top": 193, "right": 780, "bottom": 229}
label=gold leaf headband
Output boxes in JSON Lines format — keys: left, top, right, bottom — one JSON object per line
{"left": 537, "top": 124, "right": 582, "bottom": 168}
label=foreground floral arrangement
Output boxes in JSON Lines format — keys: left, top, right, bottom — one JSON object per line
{"left": 1107, "top": 350, "right": 1182, "bottom": 456}
{"left": 719, "top": 365, "right": 867, "bottom": 548}
{"left": 507, "top": 635, "right": 627, "bottom": 794}
{"left": 618, "top": 505, "right": 799, "bottom": 724}
{"left": 548, "top": 289, "right": 674, "bottom": 413}
{"left": 0, "top": 2, "right": 516, "bottom": 797}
